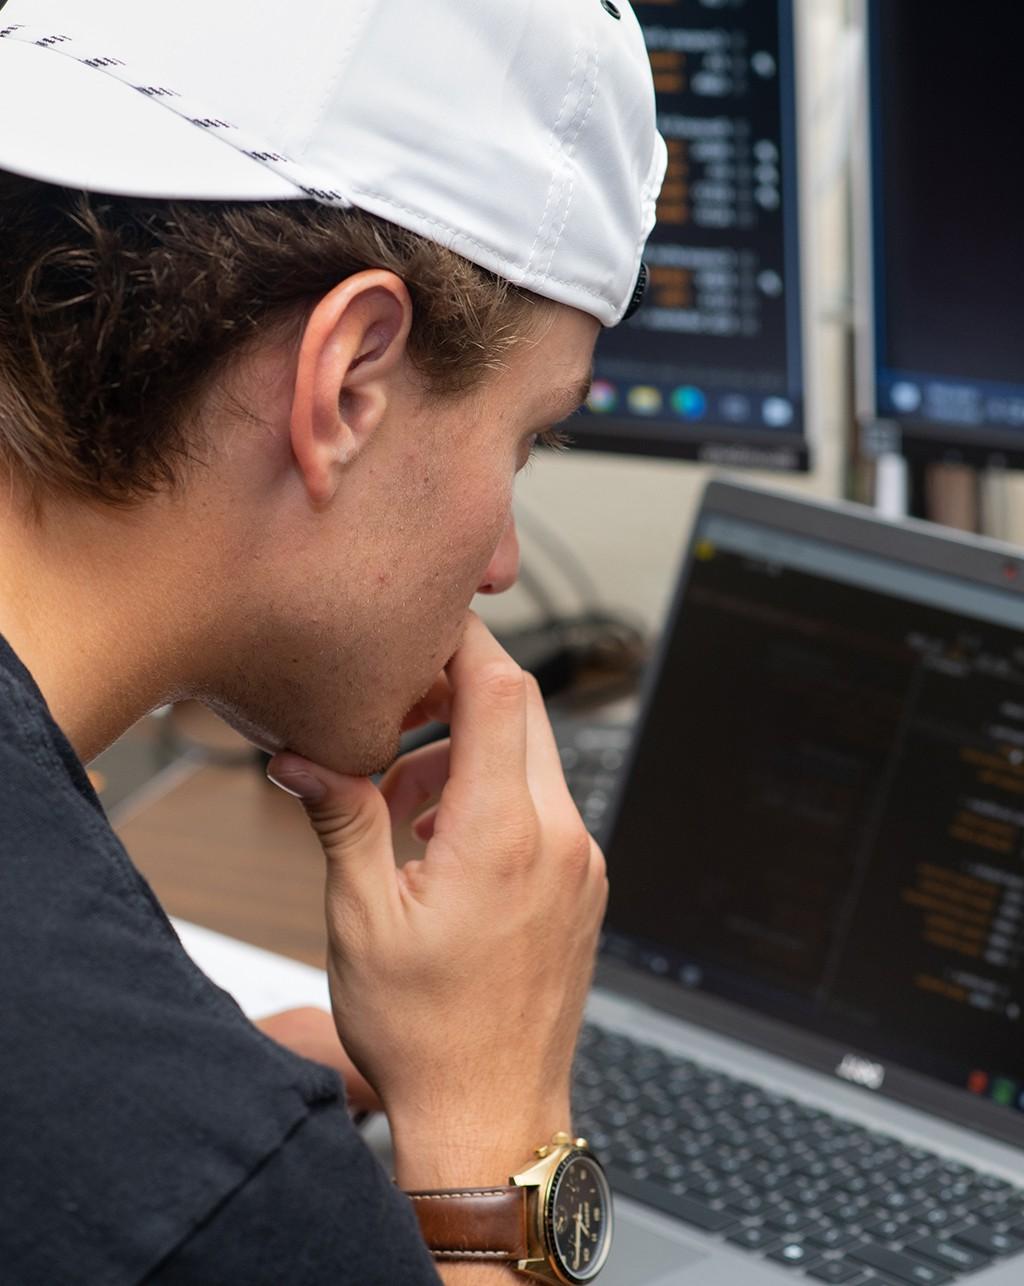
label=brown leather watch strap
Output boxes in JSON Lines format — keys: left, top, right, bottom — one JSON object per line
{"left": 407, "top": 1184, "right": 531, "bottom": 1262}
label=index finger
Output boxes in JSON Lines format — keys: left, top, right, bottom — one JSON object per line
{"left": 443, "top": 613, "right": 529, "bottom": 807}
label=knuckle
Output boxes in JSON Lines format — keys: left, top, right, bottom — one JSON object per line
{"left": 311, "top": 801, "right": 379, "bottom": 852}
{"left": 475, "top": 660, "right": 527, "bottom": 707}
{"left": 554, "top": 821, "right": 594, "bottom": 878}
{"left": 570, "top": 825, "right": 595, "bottom": 871}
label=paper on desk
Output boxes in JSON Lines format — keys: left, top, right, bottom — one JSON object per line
{"left": 171, "top": 918, "right": 331, "bottom": 1019}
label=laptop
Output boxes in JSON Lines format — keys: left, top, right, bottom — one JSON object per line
{"left": 569, "top": 480, "right": 1024, "bottom": 1286}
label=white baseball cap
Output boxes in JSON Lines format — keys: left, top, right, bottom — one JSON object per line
{"left": 0, "top": 0, "right": 666, "bottom": 327}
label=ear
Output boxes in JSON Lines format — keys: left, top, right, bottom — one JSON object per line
{"left": 289, "top": 270, "right": 413, "bottom": 507}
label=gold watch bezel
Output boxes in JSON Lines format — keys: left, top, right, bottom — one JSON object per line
{"left": 510, "top": 1133, "right": 614, "bottom": 1284}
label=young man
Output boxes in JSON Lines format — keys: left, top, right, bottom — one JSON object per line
{"left": 0, "top": 0, "right": 664, "bottom": 1281}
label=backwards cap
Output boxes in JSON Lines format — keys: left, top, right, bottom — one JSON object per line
{"left": 0, "top": 0, "right": 666, "bottom": 326}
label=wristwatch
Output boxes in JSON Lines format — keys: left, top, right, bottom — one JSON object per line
{"left": 407, "top": 1131, "right": 614, "bottom": 1283}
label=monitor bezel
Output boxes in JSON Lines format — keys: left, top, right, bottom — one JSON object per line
{"left": 599, "top": 477, "right": 1024, "bottom": 1152}
{"left": 568, "top": 0, "right": 818, "bottom": 474}
{"left": 853, "top": 0, "right": 1024, "bottom": 471}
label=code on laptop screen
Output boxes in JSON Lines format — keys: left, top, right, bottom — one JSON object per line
{"left": 604, "top": 516, "right": 1024, "bottom": 1119}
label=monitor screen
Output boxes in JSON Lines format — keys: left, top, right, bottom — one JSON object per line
{"left": 604, "top": 506, "right": 1024, "bottom": 1126}
{"left": 571, "top": 0, "right": 808, "bottom": 472}
{"left": 867, "top": 2, "right": 1024, "bottom": 464}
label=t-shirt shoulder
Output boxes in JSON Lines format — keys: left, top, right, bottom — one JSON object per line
{"left": 0, "top": 636, "right": 436, "bottom": 1283}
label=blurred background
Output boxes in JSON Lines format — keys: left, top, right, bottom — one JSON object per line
{"left": 92, "top": 0, "right": 1024, "bottom": 966}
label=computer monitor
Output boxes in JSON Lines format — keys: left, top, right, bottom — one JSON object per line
{"left": 859, "top": 2, "right": 1024, "bottom": 468}
{"left": 571, "top": 0, "right": 811, "bottom": 473}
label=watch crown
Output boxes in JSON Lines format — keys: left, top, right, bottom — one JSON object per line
{"left": 552, "top": 1131, "right": 572, "bottom": 1146}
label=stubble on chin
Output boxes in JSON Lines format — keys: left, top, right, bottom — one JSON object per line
{"left": 213, "top": 607, "right": 466, "bottom": 779}
{"left": 205, "top": 662, "right": 405, "bottom": 780}
{"left": 353, "top": 724, "right": 405, "bottom": 779}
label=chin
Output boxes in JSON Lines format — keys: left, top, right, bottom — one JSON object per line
{"left": 203, "top": 697, "right": 402, "bottom": 779}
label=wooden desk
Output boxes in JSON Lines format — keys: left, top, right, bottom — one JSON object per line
{"left": 115, "top": 757, "right": 330, "bottom": 969}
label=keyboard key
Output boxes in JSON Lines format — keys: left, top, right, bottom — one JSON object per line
{"left": 819, "top": 1198, "right": 868, "bottom": 1223}
{"left": 765, "top": 1209, "right": 816, "bottom": 1234}
{"left": 609, "top": 1142, "right": 648, "bottom": 1169}
{"left": 975, "top": 1199, "right": 1024, "bottom": 1229}
{"left": 725, "top": 1225, "right": 778, "bottom": 1252}
{"left": 751, "top": 1140, "right": 793, "bottom": 1165}
{"left": 903, "top": 1236, "right": 991, "bottom": 1273}
{"left": 952, "top": 1226, "right": 1024, "bottom": 1257}
{"left": 875, "top": 1190, "right": 923, "bottom": 1213}
{"left": 766, "top": 1241, "right": 819, "bottom": 1269}
{"left": 805, "top": 1223, "right": 859, "bottom": 1252}
{"left": 792, "top": 1158, "right": 840, "bottom": 1182}
{"left": 777, "top": 1180, "right": 829, "bottom": 1208}
{"left": 682, "top": 1176, "right": 728, "bottom": 1201}
{"left": 806, "top": 1263, "right": 864, "bottom": 1283}
{"left": 609, "top": 1171, "right": 738, "bottom": 1233}
{"left": 725, "top": 1192, "right": 771, "bottom": 1217}
{"left": 859, "top": 1216, "right": 909, "bottom": 1243}
{"left": 848, "top": 1243, "right": 954, "bottom": 1284}
{"left": 705, "top": 1153, "right": 746, "bottom": 1177}
{"left": 917, "top": 1206, "right": 959, "bottom": 1231}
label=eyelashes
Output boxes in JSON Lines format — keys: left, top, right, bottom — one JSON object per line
{"left": 521, "top": 425, "right": 573, "bottom": 476}
{"left": 533, "top": 426, "right": 572, "bottom": 455}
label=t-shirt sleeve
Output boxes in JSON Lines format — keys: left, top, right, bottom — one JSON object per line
{"left": 144, "top": 1101, "right": 441, "bottom": 1286}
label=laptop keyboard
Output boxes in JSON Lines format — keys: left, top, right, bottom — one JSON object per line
{"left": 573, "top": 1024, "right": 1024, "bottom": 1284}
{"left": 556, "top": 719, "right": 632, "bottom": 838}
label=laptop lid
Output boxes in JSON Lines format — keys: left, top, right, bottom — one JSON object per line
{"left": 599, "top": 479, "right": 1024, "bottom": 1152}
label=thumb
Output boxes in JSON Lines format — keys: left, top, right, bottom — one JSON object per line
{"left": 266, "top": 754, "right": 394, "bottom": 896}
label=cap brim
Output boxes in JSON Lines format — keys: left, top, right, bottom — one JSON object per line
{"left": 0, "top": 37, "right": 305, "bottom": 201}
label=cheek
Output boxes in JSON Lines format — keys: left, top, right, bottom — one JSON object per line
{"left": 386, "top": 446, "right": 517, "bottom": 613}
{"left": 435, "top": 465, "right": 514, "bottom": 554}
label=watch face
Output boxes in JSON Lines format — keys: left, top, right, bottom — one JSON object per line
{"left": 546, "top": 1151, "right": 613, "bottom": 1283}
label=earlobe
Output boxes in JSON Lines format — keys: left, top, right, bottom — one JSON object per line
{"left": 289, "top": 271, "right": 413, "bottom": 508}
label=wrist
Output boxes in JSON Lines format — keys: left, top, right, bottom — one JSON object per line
{"left": 390, "top": 1097, "right": 574, "bottom": 1189}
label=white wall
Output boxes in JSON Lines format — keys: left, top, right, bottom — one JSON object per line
{"left": 480, "top": 0, "right": 853, "bottom": 638}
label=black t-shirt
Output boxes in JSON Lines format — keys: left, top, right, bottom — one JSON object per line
{"left": 0, "top": 635, "right": 439, "bottom": 1285}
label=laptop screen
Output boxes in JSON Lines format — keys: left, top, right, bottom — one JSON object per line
{"left": 604, "top": 494, "right": 1024, "bottom": 1127}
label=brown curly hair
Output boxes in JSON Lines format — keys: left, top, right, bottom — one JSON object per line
{"left": 0, "top": 171, "right": 539, "bottom": 507}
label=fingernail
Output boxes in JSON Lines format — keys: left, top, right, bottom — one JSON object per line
{"left": 266, "top": 761, "right": 327, "bottom": 802}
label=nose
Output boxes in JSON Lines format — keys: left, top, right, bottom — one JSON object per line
{"left": 477, "top": 517, "right": 520, "bottom": 595}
